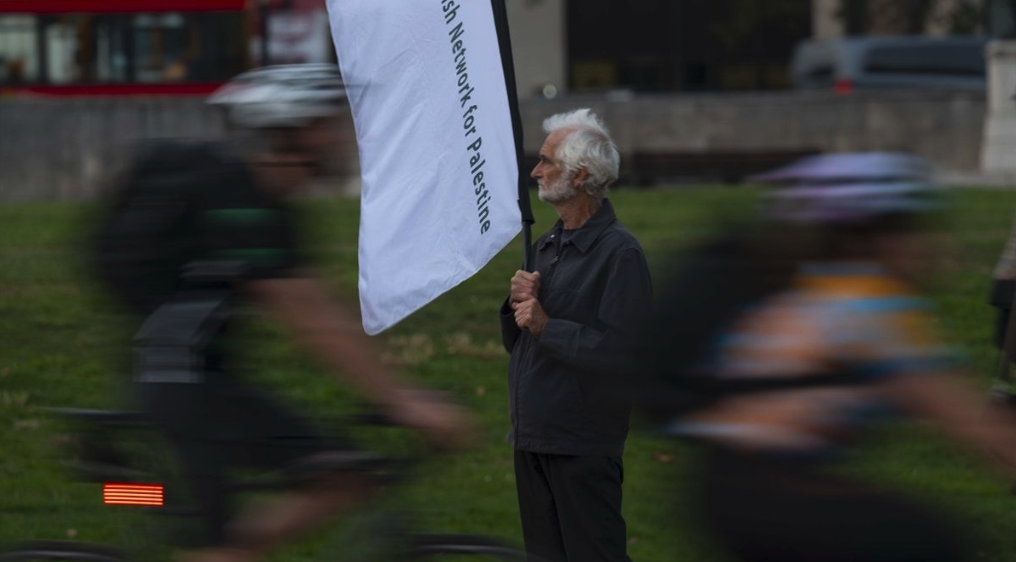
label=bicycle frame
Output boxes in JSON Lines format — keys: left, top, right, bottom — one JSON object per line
{"left": 1, "top": 408, "right": 532, "bottom": 561}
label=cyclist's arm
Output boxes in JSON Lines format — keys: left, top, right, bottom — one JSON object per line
{"left": 881, "top": 371, "right": 1016, "bottom": 479}
{"left": 835, "top": 293, "right": 1016, "bottom": 477}
{"left": 244, "top": 274, "right": 471, "bottom": 447}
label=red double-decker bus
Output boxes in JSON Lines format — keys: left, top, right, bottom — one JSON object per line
{"left": 0, "top": 0, "right": 329, "bottom": 96}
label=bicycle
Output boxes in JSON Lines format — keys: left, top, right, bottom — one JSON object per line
{"left": 0, "top": 408, "right": 532, "bottom": 561}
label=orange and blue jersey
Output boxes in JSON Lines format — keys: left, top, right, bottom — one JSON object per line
{"left": 673, "top": 262, "right": 958, "bottom": 456}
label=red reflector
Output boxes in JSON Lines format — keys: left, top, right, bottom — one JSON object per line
{"left": 833, "top": 79, "right": 853, "bottom": 95}
{"left": 103, "top": 483, "right": 164, "bottom": 507}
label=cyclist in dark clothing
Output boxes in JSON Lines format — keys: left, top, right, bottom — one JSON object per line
{"left": 103, "top": 65, "right": 473, "bottom": 562}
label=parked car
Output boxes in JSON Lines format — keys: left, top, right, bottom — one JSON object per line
{"left": 791, "top": 36, "right": 988, "bottom": 94}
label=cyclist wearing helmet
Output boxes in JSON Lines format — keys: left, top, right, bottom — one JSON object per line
{"left": 107, "top": 65, "right": 473, "bottom": 562}
{"left": 663, "top": 153, "right": 1016, "bottom": 562}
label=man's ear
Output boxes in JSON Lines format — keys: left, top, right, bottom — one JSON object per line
{"left": 571, "top": 168, "right": 589, "bottom": 189}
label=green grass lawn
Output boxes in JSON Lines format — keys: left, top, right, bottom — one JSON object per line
{"left": 1, "top": 187, "right": 1015, "bottom": 561}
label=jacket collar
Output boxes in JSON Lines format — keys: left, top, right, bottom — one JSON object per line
{"left": 538, "top": 198, "right": 617, "bottom": 253}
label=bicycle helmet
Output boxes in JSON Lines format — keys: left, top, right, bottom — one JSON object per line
{"left": 208, "top": 64, "right": 347, "bottom": 129}
{"left": 752, "top": 152, "right": 945, "bottom": 224}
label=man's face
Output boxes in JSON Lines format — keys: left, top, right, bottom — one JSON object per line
{"left": 532, "top": 129, "right": 577, "bottom": 204}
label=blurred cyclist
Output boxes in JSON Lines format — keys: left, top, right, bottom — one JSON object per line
{"left": 656, "top": 153, "right": 1016, "bottom": 562}
{"left": 991, "top": 209, "right": 1016, "bottom": 373}
{"left": 95, "top": 65, "right": 472, "bottom": 562}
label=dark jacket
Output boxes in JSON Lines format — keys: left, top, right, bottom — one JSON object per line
{"left": 500, "top": 199, "right": 653, "bottom": 456}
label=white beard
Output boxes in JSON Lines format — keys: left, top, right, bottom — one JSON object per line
{"left": 538, "top": 174, "right": 576, "bottom": 204}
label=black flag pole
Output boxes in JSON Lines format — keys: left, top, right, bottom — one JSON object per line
{"left": 490, "top": 0, "right": 536, "bottom": 272}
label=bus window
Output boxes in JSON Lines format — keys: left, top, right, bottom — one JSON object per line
{"left": 1, "top": 10, "right": 248, "bottom": 87}
{"left": 0, "top": 15, "right": 39, "bottom": 84}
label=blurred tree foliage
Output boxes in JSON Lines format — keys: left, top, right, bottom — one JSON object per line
{"left": 704, "top": 0, "right": 811, "bottom": 88}
{"left": 836, "top": 0, "right": 1001, "bottom": 35}
{"left": 708, "top": 0, "right": 811, "bottom": 55}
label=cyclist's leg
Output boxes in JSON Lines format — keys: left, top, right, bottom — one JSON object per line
{"left": 135, "top": 381, "right": 234, "bottom": 547}
{"left": 699, "top": 447, "right": 964, "bottom": 562}
{"left": 175, "top": 472, "right": 374, "bottom": 562}
{"left": 181, "top": 375, "right": 379, "bottom": 561}
{"left": 220, "top": 471, "right": 376, "bottom": 557}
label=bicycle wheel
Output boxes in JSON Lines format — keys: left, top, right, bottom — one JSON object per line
{"left": 0, "top": 541, "right": 126, "bottom": 562}
{"left": 402, "top": 534, "right": 530, "bottom": 561}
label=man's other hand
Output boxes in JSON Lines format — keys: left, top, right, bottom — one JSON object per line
{"left": 512, "top": 298, "right": 549, "bottom": 337}
{"left": 510, "top": 270, "right": 541, "bottom": 304}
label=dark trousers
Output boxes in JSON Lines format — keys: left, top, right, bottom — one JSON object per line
{"left": 514, "top": 450, "right": 632, "bottom": 562}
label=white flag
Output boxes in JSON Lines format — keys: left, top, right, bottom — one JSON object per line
{"left": 326, "top": 0, "right": 522, "bottom": 335}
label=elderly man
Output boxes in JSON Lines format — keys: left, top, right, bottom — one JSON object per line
{"left": 499, "top": 108, "right": 652, "bottom": 562}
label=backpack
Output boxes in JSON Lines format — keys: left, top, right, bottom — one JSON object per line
{"left": 94, "top": 141, "right": 229, "bottom": 316}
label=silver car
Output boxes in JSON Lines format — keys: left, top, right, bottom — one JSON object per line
{"left": 791, "top": 35, "right": 988, "bottom": 94}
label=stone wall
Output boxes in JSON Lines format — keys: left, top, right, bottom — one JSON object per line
{"left": 522, "top": 91, "right": 985, "bottom": 168}
{"left": 0, "top": 91, "right": 991, "bottom": 201}
{"left": 0, "top": 97, "right": 224, "bottom": 201}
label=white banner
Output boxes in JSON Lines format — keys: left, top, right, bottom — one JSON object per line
{"left": 326, "top": 0, "right": 521, "bottom": 335}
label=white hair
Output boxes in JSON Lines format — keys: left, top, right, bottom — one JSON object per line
{"left": 542, "top": 108, "right": 620, "bottom": 199}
